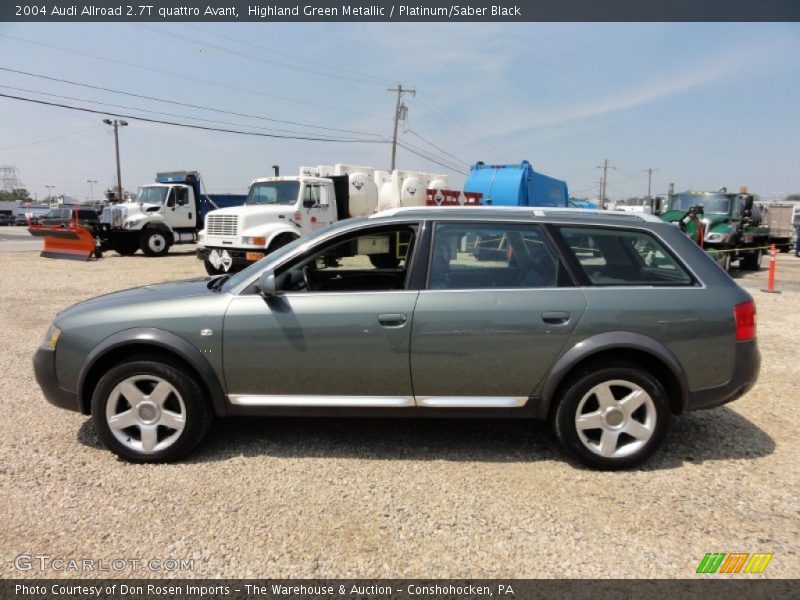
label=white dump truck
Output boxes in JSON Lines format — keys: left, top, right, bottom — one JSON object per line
{"left": 197, "top": 164, "right": 447, "bottom": 274}
{"left": 99, "top": 171, "right": 246, "bottom": 256}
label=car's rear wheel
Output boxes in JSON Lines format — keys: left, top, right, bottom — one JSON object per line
{"left": 553, "top": 363, "right": 670, "bottom": 470}
{"left": 91, "top": 360, "right": 213, "bottom": 463}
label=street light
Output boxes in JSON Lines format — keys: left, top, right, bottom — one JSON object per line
{"left": 86, "top": 179, "right": 97, "bottom": 204}
{"left": 102, "top": 119, "right": 128, "bottom": 203}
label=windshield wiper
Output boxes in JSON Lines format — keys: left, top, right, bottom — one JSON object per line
{"left": 208, "top": 274, "right": 232, "bottom": 291}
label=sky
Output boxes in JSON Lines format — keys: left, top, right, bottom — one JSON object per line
{"left": 0, "top": 21, "right": 798, "bottom": 202}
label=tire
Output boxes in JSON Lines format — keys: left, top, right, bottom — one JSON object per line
{"left": 140, "top": 229, "right": 172, "bottom": 257}
{"left": 740, "top": 249, "right": 763, "bottom": 271}
{"left": 204, "top": 258, "right": 225, "bottom": 276}
{"left": 552, "top": 362, "right": 671, "bottom": 470}
{"left": 716, "top": 252, "right": 731, "bottom": 273}
{"left": 91, "top": 359, "right": 213, "bottom": 463}
{"left": 267, "top": 233, "right": 297, "bottom": 255}
{"left": 112, "top": 239, "right": 139, "bottom": 256}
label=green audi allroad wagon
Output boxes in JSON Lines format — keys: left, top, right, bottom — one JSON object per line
{"left": 34, "top": 207, "right": 760, "bottom": 469}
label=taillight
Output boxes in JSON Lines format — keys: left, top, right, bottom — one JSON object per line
{"left": 734, "top": 300, "right": 756, "bottom": 341}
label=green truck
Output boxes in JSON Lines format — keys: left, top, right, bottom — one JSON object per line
{"left": 658, "top": 188, "right": 769, "bottom": 272}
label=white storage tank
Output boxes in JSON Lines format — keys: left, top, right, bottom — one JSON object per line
{"left": 334, "top": 164, "right": 378, "bottom": 216}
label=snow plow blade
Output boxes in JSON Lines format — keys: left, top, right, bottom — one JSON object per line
{"left": 28, "top": 224, "right": 96, "bottom": 261}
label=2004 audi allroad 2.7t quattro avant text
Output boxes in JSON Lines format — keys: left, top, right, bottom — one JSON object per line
{"left": 34, "top": 207, "right": 760, "bottom": 469}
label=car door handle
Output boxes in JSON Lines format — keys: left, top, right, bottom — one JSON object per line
{"left": 378, "top": 313, "right": 407, "bottom": 327}
{"left": 541, "top": 311, "right": 571, "bottom": 325}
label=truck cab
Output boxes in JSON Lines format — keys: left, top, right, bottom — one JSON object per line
{"left": 198, "top": 176, "right": 336, "bottom": 274}
{"left": 99, "top": 171, "right": 246, "bottom": 257}
{"left": 659, "top": 189, "right": 769, "bottom": 271}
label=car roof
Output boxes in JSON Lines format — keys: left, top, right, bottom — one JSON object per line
{"left": 369, "top": 206, "right": 664, "bottom": 226}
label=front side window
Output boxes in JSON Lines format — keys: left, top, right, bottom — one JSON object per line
{"left": 559, "top": 226, "right": 693, "bottom": 286}
{"left": 428, "top": 223, "right": 560, "bottom": 289}
{"left": 246, "top": 181, "right": 300, "bottom": 206}
{"left": 274, "top": 225, "right": 417, "bottom": 293}
{"left": 303, "top": 184, "right": 322, "bottom": 208}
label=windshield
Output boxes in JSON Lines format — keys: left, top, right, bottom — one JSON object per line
{"left": 246, "top": 181, "right": 300, "bottom": 206}
{"left": 137, "top": 186, "right": 169, "bottom": 205}
{"left": 668, "top": 193, "right": 730, "bottom": 214}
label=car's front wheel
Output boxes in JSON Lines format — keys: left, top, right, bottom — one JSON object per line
{"left": 91, "top": 359, "right": 213, "bottom": 462}
{"left": 553, "top": 363, "right": 670, "bottom": 470}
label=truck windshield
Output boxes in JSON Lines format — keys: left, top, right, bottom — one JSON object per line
{"left": 137, "top": 186, "right": 169, "bottom": 205}
{"left": 668, "top": 193, "right": 730, "bottom": 214}
{"left": 246, "top": 181, "right": 300, "bottom": 206}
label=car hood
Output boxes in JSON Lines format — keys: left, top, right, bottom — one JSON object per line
{"left": 56, "top": 277, "right": 217, "bottom": 320}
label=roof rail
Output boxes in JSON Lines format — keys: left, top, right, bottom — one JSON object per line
{"left": 371, "top": 205, "right": 663, "bottom": 223}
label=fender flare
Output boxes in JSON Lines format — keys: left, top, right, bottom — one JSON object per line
{"left": 538, "top": 331, "right": 690, "bottom": 417}
{"left": 77, "top": 327, "right": 228, "bottom": 416}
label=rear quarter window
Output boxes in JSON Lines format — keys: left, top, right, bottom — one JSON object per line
{"left": 558, "top": 226, "right": 694, "bottom": 286}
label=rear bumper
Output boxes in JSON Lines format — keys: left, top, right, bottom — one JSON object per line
{"left": 33, "top": 346, "right": 81, "bottom": 413}
{"left": 196, "top": 247, "right": 264, "bottom": 271}
{"left": 687, "top": 340, "right": 760, "bottom": 411}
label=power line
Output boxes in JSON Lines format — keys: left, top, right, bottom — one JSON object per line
{"left": 0, "top": 124, "right": 102, "bottom": 151}
{"left": 0, "top": 84, "right": 366, "bottom": 140}
{"left": 182, "top": 24, "right": 391, "bottom": 87}
{"left": 405, "top": 128, "right": 469, "bottom": 169}
{"left": 134, "top": 23, "right": 386, "bottom": 88}
{"left": 413, "top": 92, "right": 512, "bottom": 159}
{"left": 0, "top": 66, "right": 385, "bottom": 137}
{"left": 397, "top": 136, "right": 468, "bottom": 174}
{"left": 396, "top": 140, "right": 468, "bottom": 175}
{"left": 0, "top": 34, "right": 389, "bottom": 121}
{"left": 0, "top": 92, "right": 389, "bottom": 144}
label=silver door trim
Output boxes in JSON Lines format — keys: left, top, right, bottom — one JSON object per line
{"left": 228, "top": 395, "right": 415, "bottom": 407}
{"left": 416, "top": 396, "right": 528, "bottom": 408}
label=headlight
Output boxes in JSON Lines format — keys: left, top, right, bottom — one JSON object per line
{"left": 122, "top": 220, "right": 135, "bottom": 229}
{"left": 242, "top": 236, "right": 266, "bottom": 246}
{"left": 705, "top": 232, "right": 724, "bottom": 243}
{"left": 42, "top": 324, "right": 61, "bottom": 349}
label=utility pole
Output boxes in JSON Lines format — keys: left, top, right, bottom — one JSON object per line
{"left": 596, "top": 158, "right": 616, "bottom": 210}
{"left": 388, "top": 83, "right": 415, "bottom": 171}
{"left": 642, "top": 168, "right": 658, "bottom": 200}
{"left": 86, "top": 179, "right": 97, "bottom": 204}
{"left": 103, "top": 119, "right": 128, "bottom": 202}
{"left": 45, "top": 185, "right": 55, "bottom": 203}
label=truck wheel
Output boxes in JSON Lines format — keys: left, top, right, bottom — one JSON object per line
{"left": 112, "top": 240, "right": 139, "bottom": 256}
{"left": 716, "top": 252, "right": 731, "bottom": 272}
{"left": 91, "top": 359, "right": 213, "bottom": 463}
{"left": 267, "top": 233, "right": 297, "bottom": 255}
{"left": 740, "top": 250, "right": 763, "bottom": 271}
{"left": 552, "top": 362, "right": 671, "bottom": 470}
{"left": 204, "top": 259, "right": 225, "bottom": 276}
{"left": 140, "top": 229, "right": 171, "bottom": 257}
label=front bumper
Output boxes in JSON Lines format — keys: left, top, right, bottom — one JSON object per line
{"left": 196, "top": 246, "right": 265, "bottom": 272}
{"left": 687, "top": 340, "right": 761, "bottom": 411}
{"left": 33, "top": 346, "right": 81, "bottom": 413}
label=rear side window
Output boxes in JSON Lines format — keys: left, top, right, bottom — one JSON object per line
{"left": 429, "top": 222, "right": 566, "bottom": 289}
{"left": 558, "top": 226, "right": 693, "bottom": 286}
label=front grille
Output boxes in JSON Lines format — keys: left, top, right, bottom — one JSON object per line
{"left": 206, "top": 214, "right": 238, "bottom": 237}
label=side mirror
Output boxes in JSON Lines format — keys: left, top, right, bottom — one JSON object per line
{"left": 258, "top": 270, "right": 277, "bottom": 297}
{"left": 319, "top": 192, "right": 330, "bottom": 207}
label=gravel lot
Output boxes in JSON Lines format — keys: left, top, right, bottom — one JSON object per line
{"left": 0, "top": 246, "right": 798, "bottom": 579}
